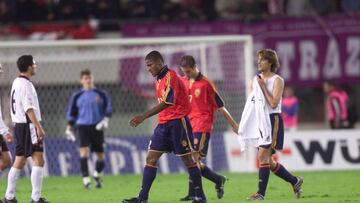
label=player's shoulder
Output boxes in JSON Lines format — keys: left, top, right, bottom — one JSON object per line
{"left": 275, "top": 74, "right": 284, "bottom": 81}
{"left": 71, "top": 89, "right": 85, "bottom": 98}
{"left": 93, "top": 88, "right": 109, "bottom": 96}
{"left": 200, "top": 75, "right": 217, "bottom": 89}
{"left": 274, "top": 74, "right": 284, "bottom": 84}
{"left": 12, "top": 76, "right": 32, "bottom": 88}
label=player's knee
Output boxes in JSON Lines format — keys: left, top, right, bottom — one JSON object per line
{"left": 181, "top": 155, "right": 197, "bottom": 167}
{"left": 258, "top": 152, "right": 270, "bottom": 164}
{"left": 13, "top": 157, "right": 26, "bottom": 169}
{"left": 79, "top": 147, "right": 90, "bottom": 158}
{"left": 146, "top": 156, "right": 159, "bottom": 166}
{"left": 96, "top": 152, "right": 105, "bottom": 160}
{"left": 31, "top": 152, "right": 45, "bottom": 167}
{"left": 0, "top": 153, "right": 12, "bottom": 170}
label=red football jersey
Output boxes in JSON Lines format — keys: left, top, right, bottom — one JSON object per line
{"left": 182, "top": 73, "right": 224, "bottom": 133}
{"left": 156, "top": 66, "right": 190, "bottom": 124}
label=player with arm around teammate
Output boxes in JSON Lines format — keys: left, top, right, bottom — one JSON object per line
{"left": 179, "top": 55, "right": 238, "bottom": 201}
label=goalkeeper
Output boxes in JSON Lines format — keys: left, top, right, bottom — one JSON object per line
{"left": 65, "top": 69, "right": 112, "bottom": 189}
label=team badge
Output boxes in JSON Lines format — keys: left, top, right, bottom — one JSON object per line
{"left": 194, "top": 138, "right": 199, "bottom": 145}
{"left": 194, "top": 88, "right": 201, "bottom": 98}
{"left": 182, "top": 140, "right": 188, "bottom": 147}
{"left": 96, "top": 95, "right": 101, "bottom": 103}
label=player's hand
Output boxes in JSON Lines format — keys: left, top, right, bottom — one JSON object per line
{"left": 129, "top": 114, "right": 146, "bottom": 127}
{"left": 232, "top": 124, "right": 239, "bottom": 135}
{"left": 36, "top": 125, "right": 46, "bottom": 141}
{"left": 4, "top": 133, "right": 13, "bottom": 143}
{"left": 65, "top": 126, "right": 76, "bottom": 142}
{"left": 256, "top": 75, "right": 266, "bottom": 87}
{"left": 96, "top": 117, "right": 110, "bottom": 131}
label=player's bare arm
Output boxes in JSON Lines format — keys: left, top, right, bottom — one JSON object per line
{"left": 26, "top": 108, "right": 45, "bottom": 141}
{"left": 257, "top": 76, "right": 284, "bottom": 109}
{"left": 129, "top": 102, "right": 169, "bottom": 127}
{"left": 218, "top": 107, "right": 239, "bottom": 134}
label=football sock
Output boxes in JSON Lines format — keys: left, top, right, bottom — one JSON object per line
{"left": 201, "top": 165, "right": 222, "bottom": 184}
{"left": 31, "top": 166, "right": 44, "bottom": 201}
{"left": 83, "top": 177, "right": 91, "bottom": 186}
{"left": 187, "top": 176, "right": 195, "bottom": 197}
{"left": 271, "top": 163, "right": 297, "bottom": 185}
{"left": 95, "top": 160, "right": 105, "bottom": 174}
{"left": 5, "top": 167, "right": 20, "bottom": 200}
{"left": 188, "top": 166, "right": 206, "bottom": 200}
{"left": 138, "top": 165, "right": 157, "bottom": 200}
{"left": 258, "top": 164, "right": 270, "bottom": 196}
{"left": 80, "top": 157, "right": 89, "bottom": 177}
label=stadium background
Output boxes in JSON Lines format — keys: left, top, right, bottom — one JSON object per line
{"left": 0, "top": 0, "right": 359, "bottom": 182}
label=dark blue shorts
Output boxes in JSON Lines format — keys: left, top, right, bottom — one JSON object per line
{"left": 193, "top": 132, "right": 210, "bottom": 158}
{"left": 149, "top": 117, "right": 194, "bottom": 156}
{"left": 260, "top": 113, "right": 284, "bottom": 152}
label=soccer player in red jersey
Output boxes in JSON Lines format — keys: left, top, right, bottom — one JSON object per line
{"left": 179, "top": 55, "right": 239, "bottom": 201}
{"left": 122, "top": 51, "right": 207, "bottom": 203}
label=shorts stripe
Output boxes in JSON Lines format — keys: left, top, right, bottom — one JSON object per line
{"left": 176, "top": 151, "right": 193, "bottom": 157}
{"left": 199, "top": 132, "right": 207, "bottom": 154}
{"left": 271, "top": 114, "right": 279, "bottom": 149}
{"left": 181, "top": 117, "right": 193, "bottom": 151}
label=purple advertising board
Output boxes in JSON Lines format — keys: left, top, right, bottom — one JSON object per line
{"left": 122, "top": 15, "right": 360, "bottom": 86}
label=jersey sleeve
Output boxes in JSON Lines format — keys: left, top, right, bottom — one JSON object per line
{"left": 103, "top": 90, "right": 113, "bottom": 118}
{"left": 22, "top": 82, "right": 37, "bottom": 113}
{"left": 162, "top": 73, "right": 175, "bottom": 105}
{"left": 207, "top": 81, "right": 224, "bottom": 109}
{"left": 0, "top": 106, "right": 9, "bottom": 135}
{"left": 66, "top": 92, "right": 80, "bottom": 125}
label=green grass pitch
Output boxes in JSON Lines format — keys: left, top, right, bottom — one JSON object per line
{"left": 0, "top": 170, "right": 359, "bottom": 203}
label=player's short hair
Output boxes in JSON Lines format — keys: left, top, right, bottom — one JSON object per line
{"left": 257, "top": 49, "right": 280, "bottom": 72}
{"left": 145, "top": 50, "right": 164, "bottom": 62}
{"left": 324, "top": 80, "right": 337, "bottom": 87}
{"left": 17, "top": 55, "right": 34, "bottom": 73}
{"left": 80, "top": 69, "right": 91, "bottom": 78}
{"left": 180, "top": 55, "right": 196, "bottom": 69}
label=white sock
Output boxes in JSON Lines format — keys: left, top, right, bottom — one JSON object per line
{"left": 83, "top": 176, "right": 91, "bottom": 185}
{"left": 31, "top": 166, "right": 44, "bottom": 201}
{"left": 5, "top": 167, "right": 21, "bottom": 200}
{"left": 93, "top": 171, "right": 99, "bottom": 178}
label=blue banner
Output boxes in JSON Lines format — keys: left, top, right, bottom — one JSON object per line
{"left": 6, "top": 134, "right": 228, "bottom": 176}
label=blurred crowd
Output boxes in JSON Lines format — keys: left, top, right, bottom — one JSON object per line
{"left": 1, "top": 0, "right": 360, "bottom": 24}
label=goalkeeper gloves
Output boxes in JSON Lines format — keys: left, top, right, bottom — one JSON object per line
{"left": 96, "top": 117, "right": 109, "bottom": 131}
{"left": 65, "top": 126, "right": 76, "bottom": 142}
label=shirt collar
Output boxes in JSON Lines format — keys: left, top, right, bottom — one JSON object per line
{"left": 157, "top": 65, "right": 169, "bottom": 80}
{"left": 19, "top": 75, "right": 30, "bottom": 81}
{"left": 194, "top": 72, "right": 202, "bottom": 81}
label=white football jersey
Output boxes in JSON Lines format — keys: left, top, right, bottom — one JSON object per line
{"left": 0, "top": 103, "right": 9, "bottom": 135}
{"left": 10, "top": 76, "right": 42, "bottom": 123}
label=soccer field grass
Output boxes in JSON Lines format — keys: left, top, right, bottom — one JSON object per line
{"left": 0, "top": 170, "right": 359, "bottom": 203}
